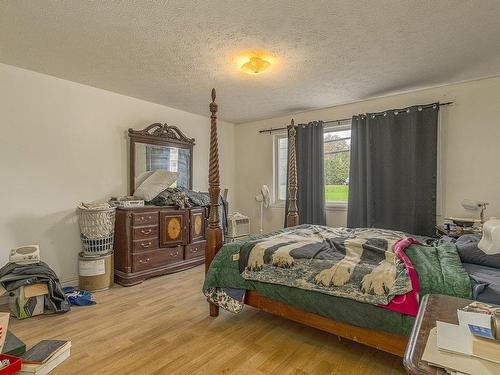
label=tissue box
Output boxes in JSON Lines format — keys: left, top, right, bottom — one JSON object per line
{"left": 9, "top": 284, "right": 48, "bottom": 319}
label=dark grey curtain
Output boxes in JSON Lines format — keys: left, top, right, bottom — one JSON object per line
{"left": 347, "top": 105, "right": 438, "bottom": 236}
{"left": 285, "top": 121, "right": 326, "bottom": 226}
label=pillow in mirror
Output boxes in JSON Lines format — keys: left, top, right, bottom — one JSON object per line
{"left": 135, "top": 170, "right": 179, "bottom": 201}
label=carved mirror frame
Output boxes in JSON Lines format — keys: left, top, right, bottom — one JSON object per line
{"left": 129, "top": 123, "right": 195, "bottom": 195}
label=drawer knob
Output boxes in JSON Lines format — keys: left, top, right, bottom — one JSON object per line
{"left": 169, "top": 251, "right": 179, "bottom": 257}
{"left": 190, "top": 248, "right": 199, "bottom": 253}
{"left": 139, "top": 258, "right": 150, "bottom": 263}
{"left": 141, "top": 229, "right": 152, "bottom": 235}
{"left": 141, "top": 242, "right": 152, "bottom": 248}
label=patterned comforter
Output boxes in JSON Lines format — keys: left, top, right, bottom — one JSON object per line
{"left": 203, "top": 228, "right": 472, "bottom": 334}
{"left": 238, "top": 225, "right": 411, "bottom": 306}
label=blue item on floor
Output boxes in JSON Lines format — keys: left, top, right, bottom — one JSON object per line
{"left": 63, "top": 287, "right": 96, "bottom": 306}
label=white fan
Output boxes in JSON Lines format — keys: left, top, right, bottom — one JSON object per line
{"left": 255, "top": 185, "right": 271, "bottom": 234}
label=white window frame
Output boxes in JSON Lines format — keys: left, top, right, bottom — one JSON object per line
{"left": 273, "top": 133, "right": 288, "bottom": 206}
{"left": 273, "top": 121, "right": 352, "bottom": 210}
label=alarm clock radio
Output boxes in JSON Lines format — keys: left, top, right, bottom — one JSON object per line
{"left": 9, "top": 245, "right": 40, "bottom": 265}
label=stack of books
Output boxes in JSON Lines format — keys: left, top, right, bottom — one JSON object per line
{"left": 18, "top": 340, "right": 71, "bottom": 375}
{"left": 423, "top": 302, "right": 500, "bottom": 375}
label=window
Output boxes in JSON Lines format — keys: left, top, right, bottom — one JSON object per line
{"left": 169, "top": 148, "right": 179, "bottom": 172}
{"left": 145, "top": 145, "right": 180, "bottom": 187}
{"left": 274, "top": 123, "right": 351, "bottom": 205}
{"left": 324, "top": 125, "right": 351, "bottom": 204}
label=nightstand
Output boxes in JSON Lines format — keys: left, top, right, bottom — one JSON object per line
{"left": 434, "top": 225, "right": 480, "bottom": 239}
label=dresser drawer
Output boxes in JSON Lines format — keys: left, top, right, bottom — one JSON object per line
{"left": 133, "top": 238, "right": 159, "bottom": 252}
{"left": 132, "top": 226, "right": 159, "bottom": 241}
{"left": 132, "top": 212, "right": 158, "bottom": 226}
{"left": 185, "top": 241, "right": 205, "bottom": 260}
{"left": 133, "top": 247, "right": 183, "bottom": 272}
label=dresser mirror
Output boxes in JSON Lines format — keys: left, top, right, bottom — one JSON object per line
{"left": 115, "top": 124, "right": 204, "bottom": 287}
{"left": 129, "top": 123, "right": 195, "bottom": 195}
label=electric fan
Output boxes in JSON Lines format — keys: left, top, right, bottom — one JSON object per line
{"left": 255, "top": 185, "right": 271, "bottom": 233}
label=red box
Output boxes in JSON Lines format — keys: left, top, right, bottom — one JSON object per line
{"left": 0, "top": 354, "right": 22, "bottom": 375}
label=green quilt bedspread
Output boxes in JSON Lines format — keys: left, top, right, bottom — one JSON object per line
{"left": 203, "top": 231, "right": 472, "bottom": 336}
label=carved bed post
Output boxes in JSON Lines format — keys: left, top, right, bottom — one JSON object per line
{"left": 206, "top": 88, "right": 223, "bottom": 317}
{"left": 286, "top": 119, "right": 299, "bottom": 227}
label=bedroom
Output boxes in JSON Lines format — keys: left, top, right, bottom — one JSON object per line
{"left": 1, "top": 1, "right": 500, "bottom": 374}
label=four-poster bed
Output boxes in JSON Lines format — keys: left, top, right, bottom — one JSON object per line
{"left": 203, "top": 89, "right": 474, "bottom": 359}
{"left": 204, "top": 88, "right": 409, "bottom": 356}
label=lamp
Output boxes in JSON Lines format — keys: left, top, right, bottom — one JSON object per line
{"left": 461, "top": 199, "right": 489, "bottom": 224}
{"left": 241, "top": 57, "right": 271, "bottom": 75}
{"left": 478, "top": 218, "right": 500, "bottom": 254}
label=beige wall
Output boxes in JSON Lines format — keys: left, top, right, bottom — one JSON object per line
{"left": 0, "top": 63, "right": 235, "bottom": 284}
{"left": 234, "top": 76, "right": 500, "bottom": 234}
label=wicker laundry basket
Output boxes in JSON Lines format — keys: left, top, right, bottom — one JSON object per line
{"left": 78, "top": 206, "right": 116, "bottom": 256}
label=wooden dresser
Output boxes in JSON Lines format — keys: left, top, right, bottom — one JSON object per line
{"left": 114, "top": 206, "right": 206, "bottom": 286}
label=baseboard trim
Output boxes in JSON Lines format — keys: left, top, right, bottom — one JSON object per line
{"left": 61, "top": 278, "right": 79, "bottom": 288}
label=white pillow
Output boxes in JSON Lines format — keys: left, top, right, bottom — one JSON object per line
{"left": 135, "top": 170, "right": 179, "bottom": 201}
{"left": 136, "top": 170, "right": 155, "bottom": 187}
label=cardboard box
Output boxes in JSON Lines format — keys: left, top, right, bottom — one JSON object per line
{"left": 9, "top": 284, "right": 48, "bottom": 319}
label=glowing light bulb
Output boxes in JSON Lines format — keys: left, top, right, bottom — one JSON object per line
{"left": 241, "top": 56, "right": 271, "bottom": 75}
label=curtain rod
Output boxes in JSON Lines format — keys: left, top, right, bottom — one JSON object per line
{"left": 258, "top": 101, "right": 454, "bottom": 134}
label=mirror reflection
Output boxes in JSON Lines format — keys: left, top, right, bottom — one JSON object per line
{"left": 135, "top": 143, "right": 191, "bottom": 189}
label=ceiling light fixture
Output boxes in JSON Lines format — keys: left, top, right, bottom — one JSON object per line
{"left": 241, "top": 56, "right": 271, "bottom": 75}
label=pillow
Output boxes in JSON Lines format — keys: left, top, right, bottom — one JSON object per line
{"left": 134, "top": 170, "right": 179, "bottom": 201}
{"left": 136, "top": 170, "right": 155, "bottom": 187}
{"left": 456, "top": 234, "right": 500, "bottom": 269}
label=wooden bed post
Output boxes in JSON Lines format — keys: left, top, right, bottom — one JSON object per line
{"left": 286, "top": 119, "right": 299, "bottom": 227}
{"left": 206, "top": 88, "right": 223, "bottom": 317}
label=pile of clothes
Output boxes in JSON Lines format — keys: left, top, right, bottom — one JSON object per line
{"left": 63, "top": 287, "right": 96, "bottom": 306}
{"left": 0, "top": 262, "right": 71, "bottom": 316}
{"left": 148, "top": 187, "right": 229, "bottom": 234}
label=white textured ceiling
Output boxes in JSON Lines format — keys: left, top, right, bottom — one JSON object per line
{"left": 2, "top": 1, "right": 500, "bottom": 123}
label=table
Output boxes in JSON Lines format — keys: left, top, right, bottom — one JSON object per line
{"left": 403, "top": 294, "right": 472, "bottom": 374}
{"left": 434, "top": 225, "right": 481, "bottom": 239}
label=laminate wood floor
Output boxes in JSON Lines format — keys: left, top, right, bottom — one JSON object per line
{"left": 7, "top": 265, "right": 406, "bottom": 374}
